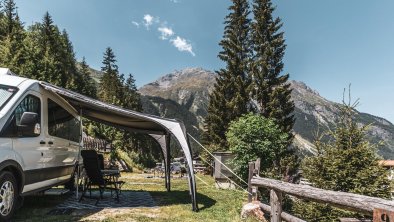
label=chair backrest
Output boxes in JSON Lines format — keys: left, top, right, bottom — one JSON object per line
{"left": 81, "top": 150, "right": 105, "bottom": 185}
{"left": 97, "top": 154, "right": 104, "bottom": 170}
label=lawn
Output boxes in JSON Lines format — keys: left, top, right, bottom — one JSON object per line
{"left": 13, "top": 173, "right": 257, "bottom": 222}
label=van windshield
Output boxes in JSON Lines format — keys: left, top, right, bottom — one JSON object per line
{"left": 0, "top": 85, "right": 17, "bottom": 111}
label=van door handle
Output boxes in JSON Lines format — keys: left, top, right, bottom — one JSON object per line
{"left": 40, "top": 141, "right": 46, "bottom": 145}
{"left": 48, "top": 141, "right": 53, "bottom": 145}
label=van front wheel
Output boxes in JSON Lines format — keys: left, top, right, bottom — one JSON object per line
{"left": 0, "top": 171, "right": 17, "bottom": 221}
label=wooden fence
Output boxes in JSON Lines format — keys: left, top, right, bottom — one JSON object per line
{"left": 83, "top": 136, "right": 111, "bottom": 153}
{"left": 247, "top": 159, "right": 394, "bottom": 222}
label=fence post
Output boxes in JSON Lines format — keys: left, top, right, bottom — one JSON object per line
{"left": 248, "top": 162, "right": 255, "bottom": 203}
{"left": 270, "top": 189, "right": 283, "bottom": 222}
{"left": 254, "top": 158, "right": 261, "bottom": 175}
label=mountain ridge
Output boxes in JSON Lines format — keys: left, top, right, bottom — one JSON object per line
{"left": 138, "top": 67, "right": 394, "bottom": 159}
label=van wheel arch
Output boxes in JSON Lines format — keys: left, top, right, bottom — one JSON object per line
{"left": 64, "top": 162, "right": 80, "bottom": 191}
{"left": 0, "top": 160, "right": 25, "bottom": 194}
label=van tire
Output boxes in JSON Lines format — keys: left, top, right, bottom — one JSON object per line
{"left": 64, "top": 165, "right": 79, "bottom": 191}
{"left": 64, "top": 174, "right": 76, "bottom": 191}
{"left": 0, "top": 171, "right": 18, "bottom": 221}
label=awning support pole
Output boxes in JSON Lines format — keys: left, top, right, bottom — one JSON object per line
{"left": 165, "top": 133, "right": 171, "bottom": 192}
{"left": 76, "top": 108, "right": 83, "bottom": 199}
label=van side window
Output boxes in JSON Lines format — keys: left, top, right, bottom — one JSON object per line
{"left": 47, "top": 99, "right": 80, "bottom": 142}
{"left": 0, "top": 95, "right": 41, "bottom": 137}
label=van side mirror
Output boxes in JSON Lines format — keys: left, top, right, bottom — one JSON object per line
{"left": 19, "top": 112, "right": 38, "bottom": 126}
{"left": 18, "top": 112, "right": 40, "bottom": 136}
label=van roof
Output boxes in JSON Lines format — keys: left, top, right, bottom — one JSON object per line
{"left": 0, "top": 71, "right": 37, "bottom": 88}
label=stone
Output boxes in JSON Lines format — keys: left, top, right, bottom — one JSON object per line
{"left": 241, "top": 201, "right": 267, "bottom": 222}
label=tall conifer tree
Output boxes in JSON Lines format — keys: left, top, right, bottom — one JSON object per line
{"left": 77, "top": 57, "right": 97, "bottom": 98}
{"left": 0, "top": 0, "right": 27, "bottom": 74}
{"left": 203, "top": 0, "right": 251, "bottom": 149}
{"left": 3, "top": 0, "right": 16, "bottom": 35}
{"left": 96, "top": 47, "right": 125, "bottom": 144}
{"left": 123, "top": 73, "right": 142, "bottom": 111}
{"left": 294, "top": 97, "right": 392, "bottom": 221}
{"left": 60, "top": 30, "right": 78, "bottom": 90}
{"left": 250, "top": 0, "right": 294, "bottom": 145}
{"left": 98, "top": 47, "right": 124, "bottom": 105}
{"left": 27, "top": 12, "right": 68, "bottom": 86}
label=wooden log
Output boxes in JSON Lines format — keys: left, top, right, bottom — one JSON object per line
{"left": 251, "top": 177, "right": 394, "bottom": 215}
{"left": 339, "top": 218, "right": 371, "bottom": 222}
{"left": 248, "top": 162, "right": 255, "bottom": 203}
{"left": 259, "top": 202, "right": 306, "bottom": 222}
{"left": 270, "top": 189, "right": 283, "bottom": 222}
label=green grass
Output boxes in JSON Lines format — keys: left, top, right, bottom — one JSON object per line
{"left": 13, "top": 173, "right": 257, "bottom": 222}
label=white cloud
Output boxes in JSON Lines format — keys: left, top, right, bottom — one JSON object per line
{"left": 158, "top": 26, "right": 174, "bottom": 40}
{"left": 170, "top": 0, "right": 180, "bottom": 3}
{"left": 143, "top": 14, "right": 159, "bottom": 29}
{"left": 170, "top": 36, "right": 195, "bottom": 56}
{"left": 132, "top": 21, "right": 140, "bottom": 28}
{"left": 134, "top": 14, "right": 195, "bottom": 56}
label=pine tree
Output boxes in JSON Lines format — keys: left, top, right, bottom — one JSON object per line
{"left": 77, "top": 57, "right": 97, "bottom": 98}
{"left": 250, "top": 0, "right": 294, "bottom": 145}
{"left": 60, "top": 29, "right": 78, "bottom": 90}
{"left": 0, "top": 1, "right": 27, "bottom": 74}
{"left": 293, "top": 94, "right": 392, "bottom": 221}
{"left": 0, "top": 2, "right": 5, "bottom": 38}
{"left": 95, "top": 48, "right": 158, "bottom": 167}
{"left": 203, "top": 0, "right": 251, "bottom": 149}
{"left": 19, "top": 11, "right": 92, "bottom": 96}
{"left": 121, "top": 73, "right": 159, "bottom": 167}
{"left": 3, "top": 0, "right": 16, "bottom": 35}
{"left": 21, "top": 23, "right": 44, "bottom": 79}
{"left": 97, "top": 47, "right": 127, "bottom": 143}
{"left": 24, "top": 12, "right": 67, "bottom": 86}
{"left": 123, "top": 73, "right": 142, "bottom": 111}
{"left": 98, "top": 47, "right": 123, "bottom": 105}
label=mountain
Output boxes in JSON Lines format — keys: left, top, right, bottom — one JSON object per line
{"left": 139, "top": 67, "right": 394, "bottom": 159}
{"left": 139, "top": 68, "right": 215, "bottom": 130}
{"left": 76, "top": 62, "right": 104, "bottom": 83}
{"left": 291, "top": 81, "right": 394, "bottom": 158}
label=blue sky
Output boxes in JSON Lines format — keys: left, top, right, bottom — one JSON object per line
{"left": 14, "top": 0, "right": 394, "bottom": 123}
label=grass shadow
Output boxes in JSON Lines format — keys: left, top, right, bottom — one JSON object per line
{"left": 14, "top": 192, "right": 127, "bottom": 221}
{"left": 147, "top": 190, "right": 216, "bottom": 211}
{"left": 13, "top": 194, "right": 83, "bottom": 221}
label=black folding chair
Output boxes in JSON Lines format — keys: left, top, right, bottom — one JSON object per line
{"left": 97, "top": 154, "right": 105, "bottom": 170}
{"left": 79, "top": 150, "right": 123, "bottom": 205}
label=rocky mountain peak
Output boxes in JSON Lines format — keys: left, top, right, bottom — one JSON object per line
{"left": 290, "top": 80, "right": 321, "bottom": 97}
{"left": 142, "top": 67, "right": 215, "bottom": 90}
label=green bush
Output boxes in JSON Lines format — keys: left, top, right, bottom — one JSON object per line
{"left": 226, "top": 113, "right": 291, "bottom": 182}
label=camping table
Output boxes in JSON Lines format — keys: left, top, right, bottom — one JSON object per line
{"left": 102, "top": 169, "right": 120, "bottom": 182}
{"left": 101, "top": 169, "right": 120, "bottom": 175}
{"left": 101, "top": 169, "right": 123, "bottom": 192}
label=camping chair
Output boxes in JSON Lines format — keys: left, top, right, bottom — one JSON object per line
{"left": 79, "top": 150, "right": 124, "bottom": 205}
{"left": 97, "top": 154, "right": 105, "bottom": 170}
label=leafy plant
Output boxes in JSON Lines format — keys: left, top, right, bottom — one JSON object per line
{"left": 226, "top": 113, "right": 295, "bottom": 182}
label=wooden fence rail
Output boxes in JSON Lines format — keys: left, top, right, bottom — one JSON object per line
{"left": 247, "top": 160, "right": 394, "bottom": 222}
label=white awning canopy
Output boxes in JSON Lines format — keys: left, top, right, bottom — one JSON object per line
{"left": 39, "top": 82, "right": 198, "bottom": 211}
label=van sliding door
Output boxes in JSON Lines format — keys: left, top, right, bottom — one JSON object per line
{"left": 44, "top": 98, "right": 79, "bottom": 181}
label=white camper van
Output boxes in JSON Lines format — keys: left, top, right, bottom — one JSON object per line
{"left": 0, "top": 69, "right": 81, "bottom": 220}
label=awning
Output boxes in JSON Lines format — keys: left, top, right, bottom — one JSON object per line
{"left": 39, "top": 82, "right": 198, "bottom": 211}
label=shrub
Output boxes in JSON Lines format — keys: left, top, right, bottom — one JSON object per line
{"left": 226, "top": 113, "right": 293, "bottom": 182}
